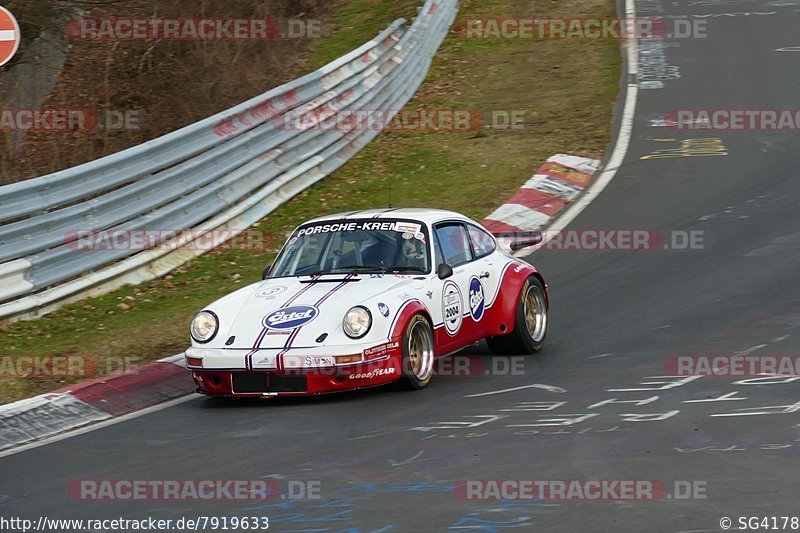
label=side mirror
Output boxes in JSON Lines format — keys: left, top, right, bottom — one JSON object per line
{"left": 262, "top": 264, "right": 273, "bottom": 280}
{"left": 509, "top": 231, "right": 543, "bottom": 251}
{"left": 437, "top": 263, "right": 454, "bottom": 280}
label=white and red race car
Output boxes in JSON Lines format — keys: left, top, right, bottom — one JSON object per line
{"left": 186, "top": 208, "right": 547, "bottom": 397}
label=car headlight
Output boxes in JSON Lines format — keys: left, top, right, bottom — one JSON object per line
{"left": 343, "top": 306, "right": 372, "bottom": 339}
{"left": 191, "top": 311, "right": 219, "bottom": 343}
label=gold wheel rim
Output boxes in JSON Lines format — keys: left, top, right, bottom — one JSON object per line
{"left": 408, "top": 321, "right": 433, "bottom": 379}
{"left": 523, "top": 285, "right": 547, "bottom": 343}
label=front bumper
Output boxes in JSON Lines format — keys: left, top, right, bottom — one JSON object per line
{"left": 186, "top": 341, "right": 401, "bottom": 397}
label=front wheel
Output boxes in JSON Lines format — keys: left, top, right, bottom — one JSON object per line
{"left": 487, "top": 275, "right": 548, "bottom": 355}
{"left": 397, "top": 314, "right": 435, "bottom": 390}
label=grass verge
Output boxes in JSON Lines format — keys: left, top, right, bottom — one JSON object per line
{"left": 0, "top": 0, "right": 620, "bottom": 404}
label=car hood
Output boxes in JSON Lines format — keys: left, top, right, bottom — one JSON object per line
{"left": 200, "top": 275, "right": 428, "bottom": 350}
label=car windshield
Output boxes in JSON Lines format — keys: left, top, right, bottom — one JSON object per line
{"left": 271, "top": 218, "right": 431, "bottom": 277}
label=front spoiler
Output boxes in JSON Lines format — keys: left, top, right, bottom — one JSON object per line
{"left": 186, "top": 340, "right": 399, "bottom": 371}
{"left": 191, "top": 364, "right": 401, "bottom": 397}
{"left": 186, "top": 342, "right": 402, "bottom": 397}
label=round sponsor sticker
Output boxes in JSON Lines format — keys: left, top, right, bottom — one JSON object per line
{"left": 468, "top": 277, "right": 485, "bottom": 321}
{"left": 442, "top": 280, "right": 463, "bottom": 336}
{"left": 256, "top": 285, "right": 288, "bottom": 299}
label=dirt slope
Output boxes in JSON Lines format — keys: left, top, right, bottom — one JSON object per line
{"left": 0, "top": 0, "right": 343, "bottom": 184}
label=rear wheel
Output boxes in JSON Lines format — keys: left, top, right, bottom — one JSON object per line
{"left": 398, "top": 314, "right": 435, "bottom": 390}
{"left": 487, "top": 275, "right": 547, "bottom": 355}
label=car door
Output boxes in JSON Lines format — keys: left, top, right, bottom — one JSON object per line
{"left": 431, "top": 221, "right": 485, "bottom": 352}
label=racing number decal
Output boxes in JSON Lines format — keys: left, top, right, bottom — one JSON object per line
{"left": 469, "top": 276, "right": 485, "bottom": 322}
{"left": 442, "top": 280, "right": 463, "bottom": 336}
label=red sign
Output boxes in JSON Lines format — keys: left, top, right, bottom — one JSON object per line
{"left": 0, "top": 7, "right": 20, "bottom": 67}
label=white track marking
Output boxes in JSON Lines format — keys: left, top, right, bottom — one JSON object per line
{"left": 734, "top": 344, "right": 768, "bottom": 355}
{"left": 0, "top": 394, "right": 197, "bottom": 458}
{"left": 465, "top": 384, "right": 566, "bottom": 397}
{"left": 388, "top": 450, "right": 425, "bottom": 467}
{"left": 586, "top": 353, "right": 615, "bottom": 360}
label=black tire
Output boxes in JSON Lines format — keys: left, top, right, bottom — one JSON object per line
{"left": 397, "top": 314, "right": 435, "bottom": 390}
{"left": 487, "top": 275, "right": 547, "bottom": 355}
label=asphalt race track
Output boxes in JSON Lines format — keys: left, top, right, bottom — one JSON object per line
{"left": 3, "top": 1, "right": 800, "bottom": 531}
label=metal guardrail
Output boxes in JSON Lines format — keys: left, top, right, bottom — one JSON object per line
{"left": 0, "top": 0, "right": 458, "bottom": 321}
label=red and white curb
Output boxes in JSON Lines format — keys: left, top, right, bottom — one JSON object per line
{"left": 0, "top": 354, "right": 191, "bottom": 452}
{"left": 481, "top": 154, "right": 601, "bottom": 251}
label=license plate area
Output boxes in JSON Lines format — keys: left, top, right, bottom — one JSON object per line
{"left": 232, "top": 373, "right": 268, "bottom": 393}
{"left": 232, "top": 373, "right": 308, "bottom": 394}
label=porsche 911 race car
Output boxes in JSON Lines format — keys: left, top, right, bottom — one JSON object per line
{"left": 185, "top": 208, "right": 548, "bottom": 397}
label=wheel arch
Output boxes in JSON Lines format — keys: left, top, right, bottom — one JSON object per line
{"left": 389, "top": 299, "right": 434, "bottom": 344}
{"left": 531, "top": 270, "right": 549, "bottom": 309}
{"left": 485, "top": 261, "right": 548, "bottom": 337}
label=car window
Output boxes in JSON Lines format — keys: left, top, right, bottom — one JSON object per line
{"left": 467, "top": 224, "right": 496, "bottom": 259}
{"left": 294, "top": 234, "right": 329, "bottom": 273}
{"left": 271, "top": 219, "right": 430, "bottom": 276}
{"left": 434, "top": 223, "right": 473, "bottom": 267}
{"left": 432, "top": 231, "right": 445, "bottom": 267}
